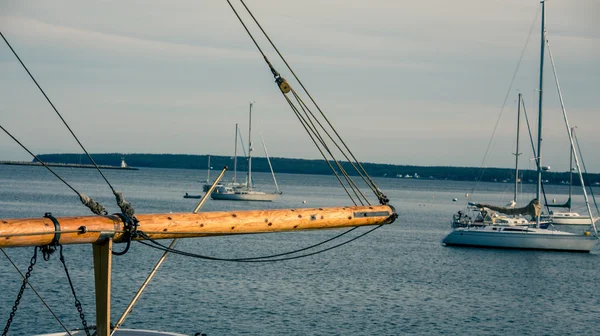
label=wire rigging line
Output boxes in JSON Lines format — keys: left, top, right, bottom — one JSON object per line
{"left": 224, "top": 0, "right": 386, "bottom": 205}
{"left": 0, "top": 124, "right": 108, "bottom": 215}
{"left": 520, "top": 98, "right": 550, "bottom": 211}
{"left": 286, "top": 91, "right": 365, "bottom": 205}
{"left": 236, "top": 0, "right": 385, "bottom": 201}
{"left": 573, "top": 132, "right": 600, "bottom": 217}
{"left": 137, "top": 224, "right": 383, "bottom": 263}
{"left": 0, "top": 32, "right": 134, "bottom": 218}
{"left": 470, "top": 7, "right": 541, "bottom": 197}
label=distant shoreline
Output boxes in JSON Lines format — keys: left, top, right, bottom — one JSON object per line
{"left": 0, "top": 160, "right": 139, "bottom": 170}
{"left": 6, "top": 153, "right": 599, "bottom": 186}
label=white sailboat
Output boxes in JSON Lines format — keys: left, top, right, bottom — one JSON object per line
{"left": 211, "top": 102, "right": 282, "bottom": 202}
{"left": 443, "top": 0, "right": 598, "bottom": 252}
{"left": 542, "top": 128, "right": 598, "bottom": 225}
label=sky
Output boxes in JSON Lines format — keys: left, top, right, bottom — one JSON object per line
{"left": 1, "top": 0, "right": 599, "bottom": 172}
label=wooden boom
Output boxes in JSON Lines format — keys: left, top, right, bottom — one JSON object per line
{"left": 0, "top": 205, "right": 396, "bottom": 248}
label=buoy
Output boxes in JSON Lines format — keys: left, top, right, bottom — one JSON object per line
{"left": 453, "top": 198, "right": 458, "bottom": 202}
{"left": 302, "top": 200, "right": 307, "bottom": 204}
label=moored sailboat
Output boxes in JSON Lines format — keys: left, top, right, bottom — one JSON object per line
{"left": 542, "top": 128, "right": 598, "bottom": 225}
{"left": 0, "top": 1, "right": 396, "bottom": 334}
{"left": 211, "top": 102, "right": 281, "bottom": 202}
{"left": 442, "top": 1, "right": 598, "bottom": 252}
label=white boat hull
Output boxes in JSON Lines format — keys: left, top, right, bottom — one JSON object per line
{"left": 442, "top": 227, "right": 598, "bottom": 252}
{"left": 211, "top": 191, "right": 280, "bottom": 202}
{"left": 544, "top": 213, "right": 596, "bottom": 225}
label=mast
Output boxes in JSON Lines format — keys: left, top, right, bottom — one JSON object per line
{"left": 247, "top": 102, "right": 254, "bottom": 191}
{"left": 513, "top": 94, "right": 523, "bottom": 205}
{"left": 535, "top": 0, "right": 546, "bottom": 226}
{"left": 568, "top": 127, "right": 574, "bottom": 211}
{"left": 233, "top": 123, "right": 238, "bottom": 184}
{"left": 206, "top": 155, "right": 211, "bottom": 183}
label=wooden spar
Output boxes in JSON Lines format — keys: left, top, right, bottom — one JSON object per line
{"left": 0, "top": 205, "right": 396, "bottom": 248}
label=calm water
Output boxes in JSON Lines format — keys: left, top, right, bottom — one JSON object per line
{"left": 0, "top": 165, "right": 598, "bottom": 335}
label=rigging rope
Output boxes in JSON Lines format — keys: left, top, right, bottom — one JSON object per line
{"left": 137, "top": 224, "right": 384, "bottom": 263}
{"left": 236, "top": 0, "right": 386, "bottom": 202}
{"left": 0, "top": 124, "right": 108, "bottom": 216}
{"left": 470, "top": 7, "right": 541, "bottom": 197}
{"left": 223, "top": 0, "right": 387, "bottom": 205}
{"left": 520, "top": 98, "right": 550, "bottom": 212}
{"left": 573, "top": 132, "right": 600, "bottom": 218}
{"left": 0, "top": 32, "right": 136, "bottom": 220}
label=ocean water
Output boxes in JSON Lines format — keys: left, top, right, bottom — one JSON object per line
{"left": 0, "top": 165, "right": 598, "bottom": 335}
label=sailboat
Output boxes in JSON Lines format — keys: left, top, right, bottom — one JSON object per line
{"left": 201, "top": 126, "right": 246, "bottom": 193}
{"left": 211, "top": 102, "right": 282, "bottom": 202}
{"left": 451, "top": 93, "right": 535, "bottom": 228}
{"left": 0, "top": 1, "right": 397, "bottom": 334}
{"left": 542, "top": 128, "right": 598, "bottom": 225}
{"left": 442, "top": 0, "right": 598, "bottom": 252}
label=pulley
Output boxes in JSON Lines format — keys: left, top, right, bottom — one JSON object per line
{"left": 276, "top": 76, "right": 291, "bottom": 94}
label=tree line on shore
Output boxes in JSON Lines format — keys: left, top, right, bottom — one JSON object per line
{"left": 35, "top": 153, "right": 600, "bottom": 186}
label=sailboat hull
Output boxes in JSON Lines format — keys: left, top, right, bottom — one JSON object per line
{"left": 211, "top": 191, "right": 280, "bottom": 201}
{"left": 442, "top": 227, "right": 598, "bottom": 252}
{"left": 543, "top": 212, "right": 596, "bottom": 225}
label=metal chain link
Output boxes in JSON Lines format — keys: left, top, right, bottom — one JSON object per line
{"left": 3, "top": 247, "right": 38, "bottom": 336}
{"left": 58, "top": 245, "right": 91, "bottom": 336}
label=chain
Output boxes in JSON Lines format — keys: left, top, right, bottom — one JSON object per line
{"left": 3, "top": 247, "right": 38, "bottom": 336}
{"left": 58, "top": 245, "right": 91, "bottom": 336}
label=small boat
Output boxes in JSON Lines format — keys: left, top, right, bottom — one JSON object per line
{"left": 183, "top": 193, "right": 203, "bottom": 199}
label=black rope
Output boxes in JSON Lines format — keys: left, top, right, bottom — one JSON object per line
{"left": 1, "top": 32, "right": 134, "bottom": 218}
{"left": 112, "top": 213, "right": 139, "bottom": 256}
{"left": 223, "top": 1, "right": 387, "bottom": 204}
{"left": 137, "top": 224, "right": 385, "bottom": 263}
{"left": 0, "top": 124, "right": 108, "bottom": 215}
{"left": 236, "top": 0, "right": 386, "bottom": 202}
{"left": 282, "top": 94, "right": 359, "bottom": 205}
{"left": 290, "top": 90, "right": 371, "bottom": 204}
{"left": 2, "top": 33, "right": 117, "bottom": 197}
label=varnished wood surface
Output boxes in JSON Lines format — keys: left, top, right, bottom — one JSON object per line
{"left": 0, "top": 205, "right": 396, "bottom": 248}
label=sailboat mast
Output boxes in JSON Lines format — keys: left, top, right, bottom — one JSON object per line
{"left": 568, "top": 127, "right": 574, "bottom": 212}
{"left": 234, "top": 123, "right": 238, "bottom": 184}
{"left": 536, "top": 0, "right": 546, "bottom": 225}
{"left": 248, "top": 102, "right": 253, "bottom": 191}
{"left": 514, "top": 93, "right": 522, "bottom": 204}
{"left": 206, "top": 155, "right": 211, "bottom": 183}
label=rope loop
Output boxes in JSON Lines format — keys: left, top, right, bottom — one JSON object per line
{"left": 112, "top": 212, "right": 139, "bottom": 256}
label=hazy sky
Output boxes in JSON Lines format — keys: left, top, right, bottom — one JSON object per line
{"left": 1, "top": 0, "right": 598, "bottom": 172}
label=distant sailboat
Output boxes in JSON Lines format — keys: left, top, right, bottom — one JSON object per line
{"left": 211, "top": 102, "right": 281, "bottom": 202}
{"left": 542, "top": 128, "right": 598, "bottom": 225}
